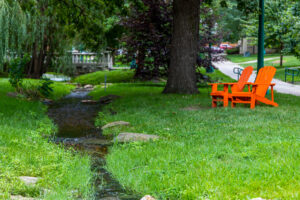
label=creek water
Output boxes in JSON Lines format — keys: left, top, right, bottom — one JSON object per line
{"left": 47, "top": 88, "right": 139, "bottom": 200}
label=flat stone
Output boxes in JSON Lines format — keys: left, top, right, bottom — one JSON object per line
{"left": 81, "top": 100, "right": 98, "bottom": 104}
{"left": 102, "top": 121, "right": 130, "bottom": 129}
{"left": 115, "top": 133, "right": 159, "bottom": 143}
{"left": 19, "top": 176, "right": 39, "bottom": 186}
{"left": 10, "top": 196, "right": 35, "bottom": 200}
{"left": 84, "top": 84, "right": 94, "bottom": 89}
{"left": 141, "top": 195, "right": 156, "bottom": 200}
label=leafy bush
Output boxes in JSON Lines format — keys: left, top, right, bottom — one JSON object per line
{"left": 19, "top": 82, "right": 40, "bottom": 99}
{"left": 19, "top": 79, "right": 54, "bottom": 100}
{"left": 38, "top": 78, "right": 54, "bottom": 98}
{"left": 8, "top": 55, "right": 30, "bottom": 91}
{"left": 226, "top": 47, "right": 240, "bottom": 55}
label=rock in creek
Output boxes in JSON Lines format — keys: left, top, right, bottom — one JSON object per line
{"left": 102, "top": 121, "right": 130, "bottom": 129}
{"left": 115, "top": 133, "right": 159, "bottom": 143}
{"left": 19, "top": 176, "right": 39, "bottom": 186}
{"left": 81, "top": 99, "right": 98, "bottom": 104}
{"left": 84, "top": 84, "right": 94, "bottom": 89}
{"left": 140, "top": 195, "right": 156, "bottom": 200}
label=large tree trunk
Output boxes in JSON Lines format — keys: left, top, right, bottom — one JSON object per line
{"left": 134, "top": 48, "right": 146, "bottom": 79}
{"left": 163, "top": 0, "right": 200, "bottom": 94}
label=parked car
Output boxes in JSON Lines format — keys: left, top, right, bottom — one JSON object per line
{"left": 204, "top": 46, "right": 224, "bottom": 54}
{"left": 220, "top": 44, "right": 233, "bottom": 49}
{"left": 212, "top": 46, "right": 224, "bottom": 53}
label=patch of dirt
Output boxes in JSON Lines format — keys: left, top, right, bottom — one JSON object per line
{"left": 272, "top": 60, "right": 286, "bottom": 64}
{"left": 181, "top": 105, "right": 211, "bottom": 111}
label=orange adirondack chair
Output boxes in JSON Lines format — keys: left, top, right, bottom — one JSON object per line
{"left": 209, "top": 66, "right": 253, "bottom": 107}
{"left": 231, "top": 66, "right": 278, "bottom": 109}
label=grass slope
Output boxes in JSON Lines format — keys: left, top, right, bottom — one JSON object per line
{"left": 73, "top": 70, "right": 135, "bottom": 85}
{"left": 90, "top": 82, "right": 300, "bottom": 200}
{"left": 0, "top": 79, "right": 93, "bottom": 199}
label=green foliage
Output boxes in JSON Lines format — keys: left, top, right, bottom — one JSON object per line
{"left": 0, "top": 78, "right": 92, "bottom": 199}
{"left": 38, "top": 78, "right": 54, "bottom": 98}
{"left": 90, "top": 83, "right": 300, "bottom": 200}
{"left": 242, "top": 0, "right": 300, "bottom": 58}
{"left": 73, "top": 70, "right": 135, "bottom": 85}
{"left": 8, "top": 55, "right": 30, "bottom": 91}
{"left": 226, "top": 47, "right": 239, "bottom": 55}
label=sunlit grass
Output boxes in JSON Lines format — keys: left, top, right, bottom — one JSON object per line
{"left": 91, "top": 82, "right": 300, "bottom": 200}
{"left": 227, "top": 54, "right": 280, "bottom": 63}
{"left": 73, "top": 70, "right": 135, "bottom": 85}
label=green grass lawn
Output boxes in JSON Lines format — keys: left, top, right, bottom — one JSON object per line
{"left": 0, "top": 79, "right": 93, "bottom": 199}
{"left": 73, "top": 70, "right": 135, "bottom": 85}
{"left": 239, "top": 56, "right": 300, "bottom": 70}
{"left": 90, "top": 82, "right": 300, "bottom": 200}
{"left": 227, "top": 54, "right": 280, "bottom": 63}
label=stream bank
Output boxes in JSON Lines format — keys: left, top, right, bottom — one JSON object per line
{"left": 47, "top": 87, "right": 140, "bottom": 200}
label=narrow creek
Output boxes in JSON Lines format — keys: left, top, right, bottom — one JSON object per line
{"left": 47, "top": 88, "right": 139, "bottom": 200}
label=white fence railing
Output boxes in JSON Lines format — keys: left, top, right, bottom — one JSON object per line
{"left": 71, "top": 52, "right": 113, "bottom": 69}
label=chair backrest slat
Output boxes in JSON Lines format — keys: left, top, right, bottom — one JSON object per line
{"left": 254, "top": 66, "right": 276, "bottom": 96}
{"left": 232, "top": 66, "right": 253, "bottom": 92}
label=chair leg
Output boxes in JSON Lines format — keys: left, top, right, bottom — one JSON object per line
{"left": 231, "top": 102, "right": 236, "bottom": 108}
{"left": 223, "top": 94, "right": 229, "bottom": 107}
{"left": 250, "top": 96, "right": 256, "bottom": 109}
{"left": 212, "top": 97, "right": 217, "bottom": 108}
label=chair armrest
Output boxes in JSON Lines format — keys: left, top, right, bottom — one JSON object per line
{"left": 244, "top": 83, "right": 276, "bottom": 86}
{"left": 208, "top": 83, "right": 237, "bottom": 86}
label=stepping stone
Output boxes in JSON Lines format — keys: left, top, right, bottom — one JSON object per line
{"left": 102, "top": 121, "right": 130, "bottom": 129}
{"left": 84, "top": 84, "right": 94, "bottom": 89}
{"left": 115, "top": 133, "right": 159, "bottom": 143}
{"left": 81, "top": 100, "right": 98, "bottom": 104}
{"left": 141, "top": 195, "right": 156, "bottom": 200}
{"left": 19, "top": 176, "right": 39, "bottom": 186}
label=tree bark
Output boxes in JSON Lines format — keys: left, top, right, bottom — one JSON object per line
{"left": 163, "top": 0, "right": 200, "bottom": 94}
{"left": 134, "top": 48, "right": 146, "bottom": 79}
{"left": 280, "top": 42, "right": 284, "bottom": 67}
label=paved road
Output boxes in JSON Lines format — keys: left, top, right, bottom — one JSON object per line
{"left": 213, "top": 61, "right": 300, "bottom": 96}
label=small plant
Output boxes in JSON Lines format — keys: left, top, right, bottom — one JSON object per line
{"left": 19, "top": 82, "right": 40, "bottom": 99}
{"left": 8, "top": 54, "right": 30, "bottom": 92}
{"left": 38, "top": 78, "right": 54, "bottom": 98}
{"left": 18, "top": 79, "right": 54, "bottom": 100}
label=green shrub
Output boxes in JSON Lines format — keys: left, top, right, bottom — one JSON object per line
{"left": 38, "top": 78, "right": 54, "bottom": 98}
{"left": 226, "top": 47, "right": 240, "bottom": 55}
{"left": 8, "top": 55, "right": 30, "bottom": 92}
